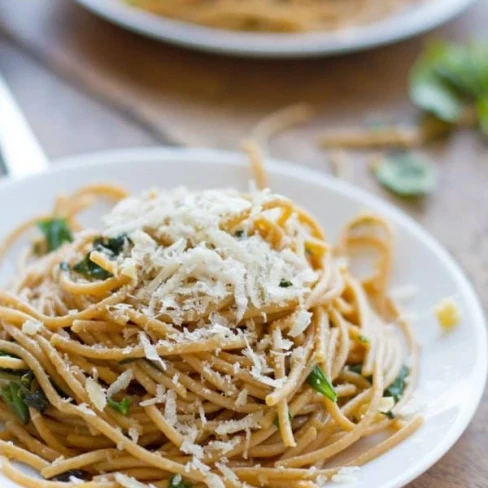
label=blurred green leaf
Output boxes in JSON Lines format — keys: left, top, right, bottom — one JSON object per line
{"left": 375, "top": 152, "right": 436, "bottom": 197}
{"left": 410, "top": 42, "right": 465, "bottom": 123}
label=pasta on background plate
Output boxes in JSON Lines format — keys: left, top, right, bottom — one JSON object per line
{"left": 127, "top": 0, "right": 422, "bottom": 33}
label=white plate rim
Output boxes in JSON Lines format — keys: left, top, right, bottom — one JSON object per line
{"left": 0, "top": 146, "right": 486, "bottom": 487}
{"left": 72, "top": 0, "right": 477, "bottom": 57}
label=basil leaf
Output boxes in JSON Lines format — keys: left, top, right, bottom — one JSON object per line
{"left": 37, "top": 218, "right": 73, "bottom": 253}
{"left": 108, "top": 397, "right": 131, "bottom": 416}
{"left": 169, "top": 475, "right": 193, "bottom": 488}
{"left": 73, "top": 255, "right": 112, "bottom": 280}
{"left": 410, "top": 42, "right": 465, "bottom": 123}
{"left": 0, "top": 350, "right": 19, "bottom": 359}
{"left": 477, "top": 97, "right": 488, "bottom": 136}
{"left": 1, "top": 383, "right": 30, "bottom": 424}
{"left": 51, "top": 470, "right": 89, "bottom": 482}
{"left": 93, "top": 234, "right": 130, "bottom": 256}
{"left": 306, "top": 365, "right": 337, "bottom": 402}
{"left": 23, "top": 389, "right": 49, "bottom": 413}
{"left": 384, "top": 365, "right": 409, "bottom": 402}
{"left": 375, "top": 151, "right": 436, "bottom": 197}
{"left": 434, "top": 43, "right": 488, "bottom": 99}
{"left": 357, "top": 335, "right": 370, "bottom": 345}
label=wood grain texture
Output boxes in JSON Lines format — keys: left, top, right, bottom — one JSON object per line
{"left": 1, "top": 0, "right": 487, "bottom": 486}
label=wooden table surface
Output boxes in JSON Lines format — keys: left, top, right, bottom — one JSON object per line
{"left": 1, "top": 1, "right": 487, "bottom": 486}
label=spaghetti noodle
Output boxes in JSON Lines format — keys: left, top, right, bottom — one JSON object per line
{"left": 0, "top": 157, "right": 421, "bottom": 488}
{"left": 127, "top": 0, "right": 421, "bottom": 33}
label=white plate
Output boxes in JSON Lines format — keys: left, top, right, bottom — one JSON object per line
{"left": 0, "top": 147, "right": 486, "bottom": 487}
{"left": 73, "top": 0, "right": 476, "bottom": 57}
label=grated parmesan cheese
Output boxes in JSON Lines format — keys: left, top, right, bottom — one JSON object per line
{"left": 77, "top": 404, "right": 96, "bottom": 417}
{"left": 287, "top": 310, "right": 312, "bottom": 337}
{"left": 216, "top": 459, "right": 239, "bottom": 483}
{"left": 139, "top": 331, "right": 166, "bottom": 370}
{"left": 106, "top": 369, "right": 133, "bottom": 398}
{"left": 114, "top": 473, "right": 155, "bottom": 488}
{"left": 235, "top": 388, "right": 249, "bottom": 407}
{"left": 22, "top": 319, "right": 42, "bottom": 336}
{"left": 85, "top": 379, "right": 106, "bottom": 412}
{"left": 164, "top": 389, "right": 177, "bottom": 427}
{"left": 389, "top": 284, "right": 418, "bottom": 303}
{"left": 378, "top": 397, "right": 395, "bottom": 415}
{"left": 128, "top": 426, "right": 140, "bottom": 444}
{"left": 331, "top": 466, "right": 361, "bottom": 484}
{"left": 216, "top": 412, "right": 263, "bottom": 436}
{"left": 102, "top": 188, "right": 317, "bottom": 325}
{"left": 180, "top": 427, "right": 204, "bottom": 459}
{"left": 139, "top": 385, "right": 166, "bottom": 407}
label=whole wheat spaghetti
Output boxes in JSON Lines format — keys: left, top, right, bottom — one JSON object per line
{"left": 127, "top": 0, "right": 421, "bottom": 33}
{"left": 0, "top": 156, "right": 421, "bottom": 488}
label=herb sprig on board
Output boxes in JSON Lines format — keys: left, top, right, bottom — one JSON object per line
{"left": 410, "top": 41, "right": 488, "bottom": 135}
{"left": 374, "top": 151, "right": 437, "bottom": 197}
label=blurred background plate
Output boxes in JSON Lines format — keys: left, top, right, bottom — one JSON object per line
{"left": 72, "top": 0, "right": 477, "bottom": 57}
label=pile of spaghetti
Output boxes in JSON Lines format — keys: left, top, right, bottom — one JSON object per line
{"left": 0, "top": 175, "right": 421, "bottom": 487}
{"left": 128, "top": 0, "right": 420, "bottom": 32}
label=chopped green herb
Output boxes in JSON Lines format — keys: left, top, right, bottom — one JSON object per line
{"left": 37, "top": 218, "right": 73, "bottom": 253}
{"left": 52, "top": 470, "right": 89, "bottom": 482}
{"left": 358, "top": 335, "right": 370, "bottom": 345}
{"left": 93, "top": 234, "right": 131, "bottom": 256}
{"left": 477, "top": 96, "right": 488, "bottom": 136}
{"left": 234, "top": 230, "right": 245, "bottom": 238}
{"left": 384, "top": 365, "right": 409, "bottom": 403}
{"left": 169, "top": 474, "right": 193, "bottom": 488}
{"left": 108, "top": 397, "right": 131, "bottom": 416}
{"left": 374, "top": 151, "right": 436, "bottom": 197}
{"left": 383, "top": 410, "right": 396, "bottom": 420}
{"left": 0, "top": 350, "right": 19, "bottom": 359}
{"left": 307, "top": 365, "right": 337, "bottom": 402}
{"left": 279, "top": 279, "right": 293, "bottom": 288}
{"left": 20, "top": 371, "right": 34, "bottom": 390}
{"left": 73, "top": 255, "right": 112, "bottom": 280}
{"left": 273, "top": 412, "right": 293, "bottom": 429}
{"left": 1, "top": 382, "right": 30, "bottom": 424}
{"left": 24, "top": 389, "right": 49, "bottom": 413}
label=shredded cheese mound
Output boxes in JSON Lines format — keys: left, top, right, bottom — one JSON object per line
{"left": 103, "top": 187, "right": 317, "bottom": 325}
